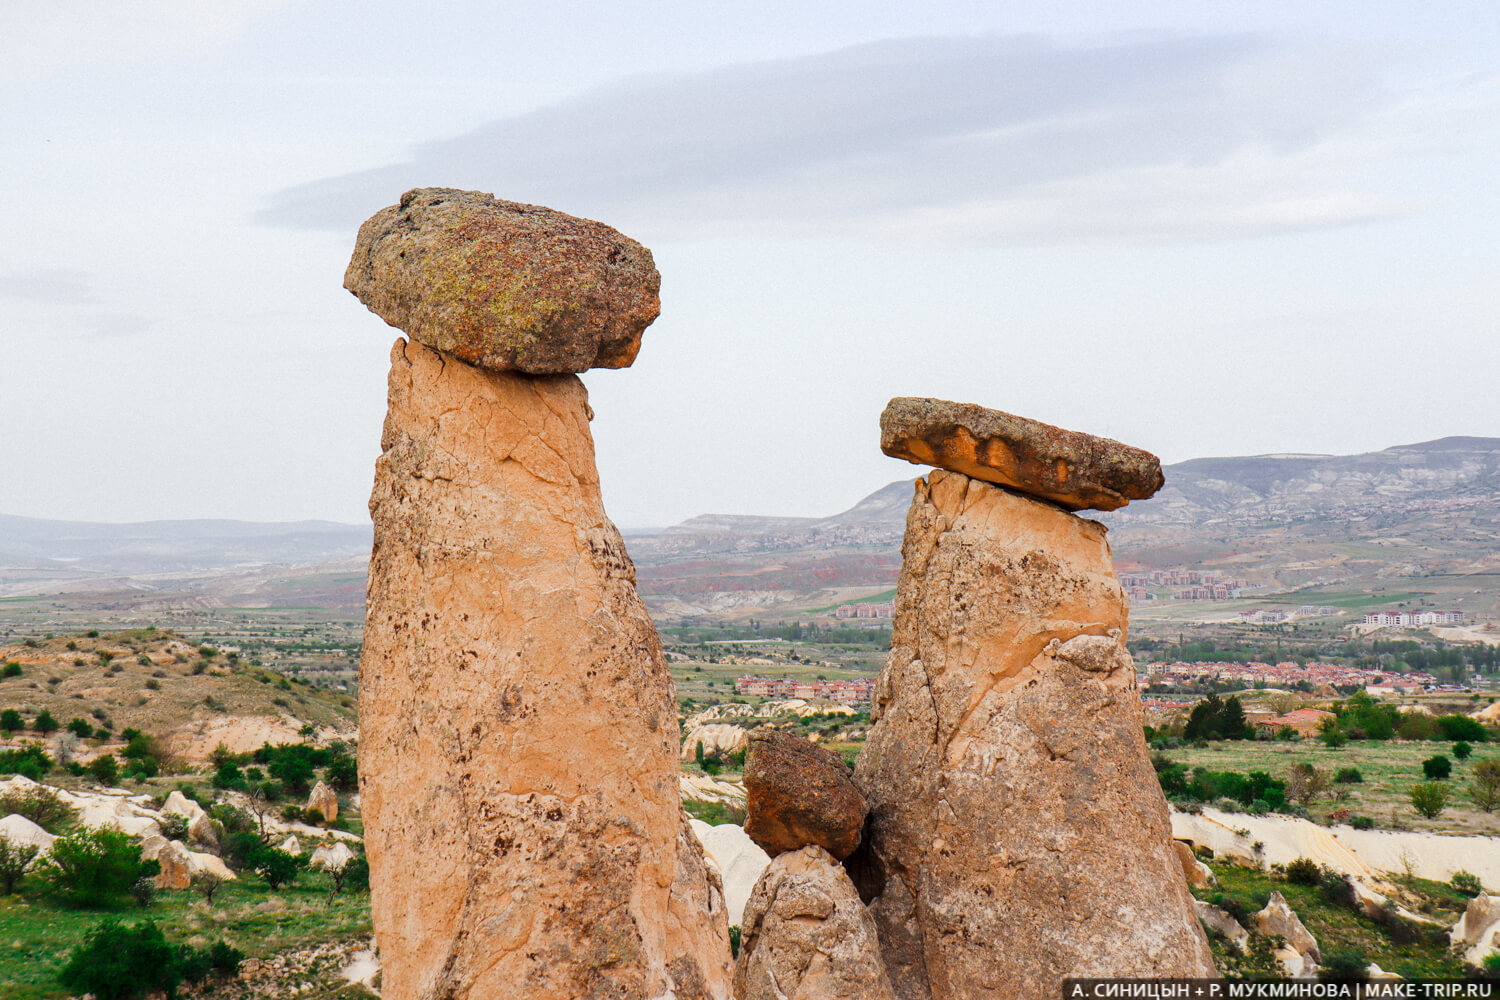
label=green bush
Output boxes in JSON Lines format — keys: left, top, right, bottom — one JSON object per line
{"left": 1318, "top": 947, "right": 1369, "bottom": 983}
{"left": 59, "top": 921, "right": 179, "bottom": 1000}
{"left": 1435, "top": 715, "right": 1487, "bottom": 743}
{"left": 1422, "top": 755, "right": 1452, "bottom": 780}
{"left": 0, "top": 662, "right": 21, "bottom": 678}
{"left": 0, "top": 742, "right": 52, "bottom": 780}
{"left": 1284, "top": 857, "right": 1321, "bottom": 885}
{"left": 33, "top": 709, "right": 59, "bottom": 734}
{"left": 1453, "top": 870, "right": 1484, "bottom": 897}
{"left": 1333, "top": 767, "right": 1363, "bottom": 784}
{"left": 1454, "top": 742, "right": 1474, "bottom": 761}
{"left": 1409, "top": 781, "right": 1450, "bottom": 819}
{"left": 253, "top": 847, "right": 305, "bottom": 890}
{"left": 0, "top": 837, "right": 40, "bottom": 894}
{"left": 1350, "top": 815, "right": 1375, "bottom": 830}
{"left": 0, "top": 785, "right": 77, "bottom": 832}
{"left": 40, "top": 827, "right": 158, "bottom": 907}
{"left": 0, "top": 708, "right": 23, "bottom": 732}
{"left": 88, "top": 753, "right": 120, "bottom": 785}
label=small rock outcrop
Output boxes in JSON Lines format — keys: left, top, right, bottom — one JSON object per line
{"left": 1451, "top": 894, "right": 1500, "bottom": 968}
{"left": 681, "top": 723, "right": 749, "bottom": 761}
{"left": 0, "top": 813, "right": 55, "bottom": 852}
{"left": 353, "top": 192, "right": 729, "bottom": 1000}
{"left": 280, "top": 835, "right": 302, "bottom": 856}
{"left": 735, "top": 846, "right": 895, "bottom": 1000}
{"left": 1253, "top": 891, "right": 1320, "bottom": 977}
{"left": 311, "top": 841, "right": 356, "bottom": 873}
{"left": 743, "top": 730, "right": 866, "bottom": 861}
{"left": 1173, "top": 840, "right": 1216, "bottom": 888}
{"left": 852, "top": 401, "right": 1212, "bottom": 999}
{"left": 689, "top": 819, "right": 771, "bottom": 927}
{"left": 155, "top": 839, "right": 192, "bottom": 890}
{"left": 306, "top": 781, "right": 338, "bottom": 824}
{"left": 1194, "top": 900, "right": 1249, "bottom": 954}
{"left": 879, "top": 397, "right": 1164, "bottom": 511}
{"left": 345, "top": 188, "right": 660, "bottom": 374}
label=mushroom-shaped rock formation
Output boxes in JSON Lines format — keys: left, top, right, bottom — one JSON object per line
{"left": 345, "top": 187, "right": 660, "bottom": 374}
{"left": 851, "top": 418, "right": 1213, "bottom": 998}
{"left": 743, "top": 729, "right": 867, "bottom": 861}
{"left": 351, "top": 197, "right": 729, "bottom": 1000}
{"left": 879, "top": 397, "right": 1164, "bottom": 511}
{"left": 735, "top": 846, "right": 895, "bottom": 1000}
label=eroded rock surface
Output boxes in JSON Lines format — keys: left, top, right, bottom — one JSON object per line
{"left": 735, "top": 846, "right": 895, "bottom": 1000}
{"left": 850, "top": 470, "right": 1214, "bottom": 998}
{"left": 307, "top": 781, "right": 338, "bottom": 824}
{"left": 360, "top": 339, "right": 730, "bottom": 1000}
{"left": 1451, "top": 894, "right": 1500, "bottom": 968}
{"left": 345, "top": 188, "right": 660, "bottom": 374}
{"left": 879, "top": 398, "right": 1164, "bottom": 511}
{"left": 744, "top": 729, "right": 866, "bottom": 861}
{"left": 1253, "top": 892, "right": 1320, "bottom": 978}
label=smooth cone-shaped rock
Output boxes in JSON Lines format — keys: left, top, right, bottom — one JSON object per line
{"left": 743, "top": 729, "right": 867, "bottom": 860}
{"left": 361, "top": 339, "right": 730, "bottom": 1000}
{"left": 879, "top": 397, "right": 1164, "bottom": 511}
{"left": 345, "top": 188, "right": 661, "bottom": 374}
{"left": 735, "top": 846, "right": 896, "bottom": 1000}
{"left": 850, "top": 471, "right": 1214, "bottom": 998}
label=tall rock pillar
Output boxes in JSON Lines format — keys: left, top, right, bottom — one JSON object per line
{"left": 851, "top": 398, "right": 1215, "bottom": 999}
{"left": 347, "top": 189, "right": 731, "bottom": 1000}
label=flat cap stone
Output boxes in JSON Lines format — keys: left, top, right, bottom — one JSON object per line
{"left": 880, "top": 397, "right": 1164, "bottom": 511}
{"left": 344, "top": 188, "right": 660, "bottom": 373}
{"left": 744, "top": 729, "right": 867, "bottom": 861}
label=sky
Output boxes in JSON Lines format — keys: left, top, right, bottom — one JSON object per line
{"left": 2, "top": 1, "right": 1498, "bottom": 530}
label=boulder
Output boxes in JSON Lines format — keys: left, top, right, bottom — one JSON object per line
{"left": 1194, "top": 900, "right": 1249, "bottom": 954}
{"left": 306, "top": 781, "right": 338, "bottom": 824}
{"left": 163, "top": 790, "right": 206, "bottom": 825}
{"left": 187, "top": 810, "right": 218, "bottom": 850}
{"left": 851, "top": 470, "right": 1215, "bottom": 999}
{"left": 186, "top": 850, "right": 236, "bottom": 881}
{"left": 690, "top": 819, "right": 771, "bottom": 927}
{"left": 155, "top": 840, "right": 192, "bottom": 890}
{"left": 139, "top": 834, "right": 168, "bottom": 861}
{"left": 1173, "top": 840, "right": 1216, "bottom": 888}
{"left": 1451, "top": 893, "right": 1500, "bottom": 968}
{"left": 1253, "top": 891, "right": 1320, "bottom": 974}
{"left": 879, "top": 397, "right": 1164, "bottom": 511}
{"left": 735, "top": 846, "right": 895, "bottom": 1000}
{"left": 359, "top": 338, "right": 730, "bottom": 1000}
{"left": 345, "top": 188, "right": 660, "bottom": 374}
{"left": 311, "top": 841, "right": 356, "bottom": 873}
{"left": 681, "top": 723, "right": 749, "bottom": 761}
{"left": 280, "top": 834, "right": 302, "bottom": 856}
{"left": 743, "top": 729, "right": 866, "bottom": 861}
{"left": 0, "top": 813, "right": 55, "bottom": 853}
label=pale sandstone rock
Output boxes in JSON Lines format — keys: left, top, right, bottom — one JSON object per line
{"left": 307, "top": 781, "right": 338, "bottom": 824}
{"left": 156, "top": 839, "right": 192, "bottom": 890}
{"left": 311, "top": 841, "right": 356, "bottom": 872}
{"left": 186, "top": 850, "right": 236, "bottom": 881}
{"left": 689, "top": 820, "right": 771, "bottom": 928}
{"left": 1451, "top": 894, "right": 1500, "bottom": 968}
{"left": 0, "top": 814, "right": 55, "bottom": 853}
{"left": 1173, "top": 840, "right": 1216, "bottom": 888}
{"left": 345, "top": 188, "right": 660, "bottom": 374}
{"left": 1253, "top": 891, "right": 1321, "bottom": 974}
{"left": 879, "top": 398, "right": 1164, "bottom": 511}
{"left": 681, "top": 723, "right": 749, "bottom": 761}
{"left": 735, "top": 846, "right": 895, "bottom": 1000}
{"left": 163, "top": 790, "right": 206, "bottom": 825}
{"left": 850, "top": 471, "right": 1215, "bottom": 999}
{"left": 360, "top": 339, "right": 730, "bottom": 1000}
{"left": 1194, "top": 900, "right": 1249, "bottom": 954}
{"left": 280, "top": 835, "right": 302, "bottom": 856}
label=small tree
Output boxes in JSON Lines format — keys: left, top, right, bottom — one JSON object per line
{"left": 40, "top": 827, "right": 157, "bottom": 907}
{"left": 1317, "top": 717, "right": 1347, "bottom": 748}
{"left": 1472, "top": 758, "right": 1500, "bottom": 813}
{"left": 0, "top": 837, "right": 40, "bottom": 894}
{"left": 0, "top": 785, "right": 77, "bottom": 832}
{"left": 58, "top": 921, "right": 179, "bottom": 1000}
{"left": 33, "top": 710, "right": 59, "bottom": 735}
{"left": 1422, "top": 755, "right": 1452, "bottom": 780}
{"left": 88, "top": 753, "right": 120, "bottom": 785}
{"left": 1286, "top": 763, "right": 1329, "bottom": 807}
{"left": 0, "top": 708, "right": 24, "bottom": 733}
{"left": 191, "top": 870, "right": 226, "bottom": 904}
{"left": 254, "top": 847, "right": 305, "bottom": 890}
{"left": 1409, "top": 781, "right": 1450, "bottom": 820}
{"left": 1454, "top": 742, "right": 1474, "bottom": 761}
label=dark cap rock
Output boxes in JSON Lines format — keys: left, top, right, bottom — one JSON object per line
{"left": 744, "top": 729, "right": 868, "bottom": 861}
{"left": 344, "top": 188, "right": 660, "bottom": 374}
{"left": 880, "top": 397, "right": 1164, "bottom": 511}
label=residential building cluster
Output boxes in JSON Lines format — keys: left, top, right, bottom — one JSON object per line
{"left": 1144, "top": 659, "right": 1438, "bottom": 691}
{"left": 1118, "top": 569, "right": 1254, "bottom": 602}
{"left": 1362, "top": 610, "right": 1465, "bottom": 627}
{"left": 1234, "top": 606, "right": 1341, "bottom": 624}
{"left": 734, "top": 675, "right": 876, "bottom": 705}
{"left": 834, "top": 602, "right": 894, "bottom": 620}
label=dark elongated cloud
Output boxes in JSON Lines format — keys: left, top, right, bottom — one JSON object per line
{"left": 257, "top": 33, "right": 1406, "bottom": 243}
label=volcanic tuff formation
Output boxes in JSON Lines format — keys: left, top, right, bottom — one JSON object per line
{"left": 353, "top": 192, "right": 729, "bottom": 1000}
{"left": 851, "top": 398, "right": 1213, "bottom": 999}
{"left": 879, "top": 397, "right": 1164, "bottom": 512}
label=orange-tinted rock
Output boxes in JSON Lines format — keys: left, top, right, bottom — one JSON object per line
{"left": 360, "top": 339, "right": 730, "bottom": 1000}
{"left": 744, "top": 730, "right": 866, "bottom": 861}
{"left": 345, "top": 188, "right": 660, "bottom": 374}
{"left": 879, "top": 397, "right": 1164, "bottom": 511}
{"left": 849, "top": 471, "right": 1214, "bottom": 998}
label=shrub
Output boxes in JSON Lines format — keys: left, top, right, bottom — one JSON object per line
{"left": 1318, "top": 947, "right": 1369, "bottom": 983}
{"left": 67, "top": 717, "right": 93, "bottom": 738}
{"left": 190, "top": 870, "right": 226, "bottom": 904}
{"left": 1, "top": 662, "right": 21, "bottom": 678}
{"left": 1350, "top": 815, "right": 1375, "bottom": 830}
{"left": 0, "top": 837, "right": 40, "bottom": 893}
{"left": 1435, "top": 714, "right": 1487, "bottom": 743}
{"left": 0, "top": 708, "right": 24, "bottom": 732}
{"left": 209, "top": 940, "right": 244, "bottom": 976}
{"left": 253, "top": 847, "right": 305, "bottom": 890}
{"left": 1409, "top": 782, "right": 1450, "bottom": 819}
{"left": 1422, "top": 755, "right": 1452, "bottom": 780}
{"left": 1319, "top": 867, "right": 1356, "bottom": 907}
{"left": 1333, "top": 767, "right": 1363, "bottom": 784}
{"left": 88, "top": 753, "right": 120, "bottom": 785}
{"left": 0, "top": 785, "right": 76, "bottom": 832}
{"left": 326, "top": 753, "right": 358, "bottom": 791}
{"left": 1453, "top": 870, "right": 1484, "bottom": 897}
{"left": 129, "top": 876, "right": 156, "bottom": 908}
{"left": 40, "top": 827, "right": 157, "bottom": 907}
{"left": 58, "top": 921, "right": 179, "bottom": 1000}
{"left": 1473, "top": 759, "right": 1500, "bottom": 813}
{"left": 1285, "top": 857, "right": 1321, "bottom": 885}
{"left": 33, "top": 710, "right": 59, "bottom": 734}
{"left": 1454, "top": 741, "right": 1473, "bottom": 761}
{"left": 158, "top": 814, "right": 189, "bottom": 842}
{"left": 0, "top": 742, "right": 52, "bottom": 780}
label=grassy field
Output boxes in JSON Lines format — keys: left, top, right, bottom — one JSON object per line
{"left": 0, "top": 869, "right": 373, "bottom": 1000}
{"left": 1194, "top": 861, "right": 1472, "bottom": 979}
{"left": 1166, "top": 738, "right": 1500, "bottom": 835}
